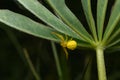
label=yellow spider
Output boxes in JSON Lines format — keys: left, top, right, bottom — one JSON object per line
{"left": 53, "top": 32, "right": 77, "bottom": 59}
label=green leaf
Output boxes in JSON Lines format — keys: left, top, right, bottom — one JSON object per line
{"left": 105, "top": 22, "right": 120, "bottom": 45}
{"left": 0, "top": 10, "right": 60, "bottom": 42}
{"left": 46, "top": 0, "right": 93, "bottom": 43}
{"left": 106, "top": 39, "right": 120, "bottom": 49}
{"left": 102, "top": 0, "right": 120, "bottom": 45}
{"left": 97, "top": 0, "right": 108, "bottom": 41}
{"left": 77, "top": 42, "right": 92, "bottom": 49}
{"left": 17, "top": 0, "right": 84, "bottom": 41}
{"left": 106, "top": 45, "right": 120, "bottom": 53}
{"left": 81, "top": 0, "right": 97, "bottom": 42}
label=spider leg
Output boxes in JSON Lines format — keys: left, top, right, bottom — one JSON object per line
{"left": 65, "top": 35, "right": 68, "bottom": 41}
{"left": 63, "top": 47, "right": 69, "bottom": 59}
{"left": 52, "top": 32, "right": 64, "bottom": 41}
{"left": 69, "top": 38, "right": 73, "bottom": 41}
{"left": 52, "top": 32, "right": 69, "bottom": 59}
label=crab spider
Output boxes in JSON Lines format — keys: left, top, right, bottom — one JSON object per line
{"left": 52, "top": 32, "right": 77, "bottom": 59}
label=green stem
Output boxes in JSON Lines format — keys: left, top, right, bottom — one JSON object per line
{"left": 96, "top": 47, "right": 107, "bottom": 80}
{"left": 51, "top": 41, "right": 63, "bottom": 80}
{"left": 3, "top": 29, "right": 41, "bottom": 80}
{"left": 5, "top": 29, "right": 27, "bottom": 64}
{"left": 23, "top": 49, "right": 41, "bottom": 80}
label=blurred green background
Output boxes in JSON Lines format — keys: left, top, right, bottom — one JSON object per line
{"left": 0, "top": 0, "right": 120, "bottom": 80}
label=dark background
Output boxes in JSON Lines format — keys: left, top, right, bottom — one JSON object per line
{"left": 0, "top": 0, "right": 120, "bottom": 80}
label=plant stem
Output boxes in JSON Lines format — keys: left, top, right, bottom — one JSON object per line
{"left": 5, "top": 29, "right": 41, "bottom": 80}
{"left": 96, "top": 47, "right": 107, "bottom": 80}
{"left": 23, "top": 49, "right": 41, "bottom": 80}
{"left": 51, "top": 41, "right": 63, "bottom": 80}
{"left": 4, "top": 29, "right": 27, "bottom": 64}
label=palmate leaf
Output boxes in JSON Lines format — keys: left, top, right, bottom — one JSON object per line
{"left": 106, "top": 21, "right": 120, "bottom": 45}
{"left": 0, "top": 10, "right": 60, "bottom": 42}
{"left": 0, "top": 10, "right": 92, "bottom": 48}
{"left": 107, "top": 39, "right": 120, "bottom": 48}
{"left": 97, "top": 0, "right": 108, "bottom": 41}
{"left": 106, "top": 23, "right": 120, "bottom": 51}
{"left": 81, "top": 0, "right": 97, "bottom": 42}
{"left": 106, "top": 25, "right": 120, "bottom": 48}
{"left": 107, "top": 46, "right": 120, "bottom": 53}
{"left": 77, "top": 41, "right": 92, "bottom": 49}
{"left": 105, "top": 41, "right": 120, "bottom": 53}
{"left": 105, "top": 21, "right": 120, "bottom": 52}
{"left": 102, "top": 0, "right": 120, "bottom": 45}
{"left": 17, "top": 0, "right": 85, "bottom": 41}
{"left": 46, "top": 0, "right": 93, "bottom": 43}
{"left": 106, "top": 43, "right": 120, "bottom": 53}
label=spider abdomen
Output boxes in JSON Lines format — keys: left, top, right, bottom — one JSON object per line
{"left": 67, "top": 40, "right": 77, "bottom": 50}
